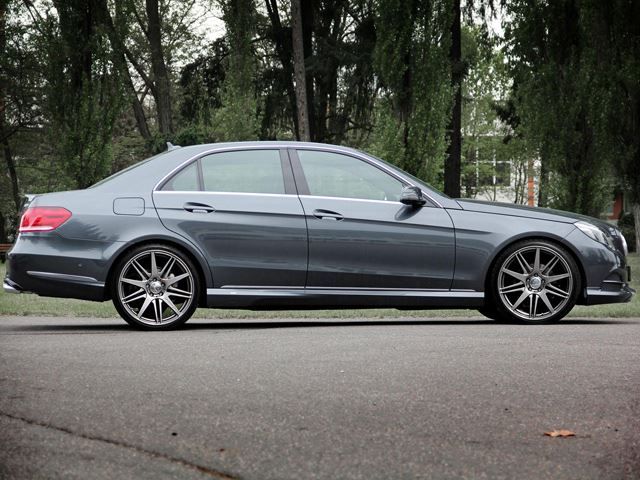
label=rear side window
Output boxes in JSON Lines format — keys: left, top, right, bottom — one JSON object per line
{"left": 163, "top": 162, "right": 199, "bottom": 191}
{"left": 162, "top": 149, "right": 285, "bottom": 194}
{"left": 201, "top": 150, "right": 284, "bottom": 194}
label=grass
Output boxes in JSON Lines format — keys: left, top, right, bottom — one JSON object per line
{"left": 1, "top": 255, "right": 638, "bottom": 319}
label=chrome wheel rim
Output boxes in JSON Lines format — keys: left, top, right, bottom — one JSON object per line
{"left": 498, "top": 245, "right": 573, "bottom": 321}
{"left": 117, "top": 250, "right": 195, "bottom": 326}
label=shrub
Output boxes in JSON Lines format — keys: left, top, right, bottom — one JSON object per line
{"left": 618, "top": 212, "right": 636, "bottom": 253}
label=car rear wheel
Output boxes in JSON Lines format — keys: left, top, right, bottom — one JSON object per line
{"left": 111, "top": 244, "right": 199, "bottom": 330}
{"left": 489, "top": 240, "right": 580, "bottom": 324}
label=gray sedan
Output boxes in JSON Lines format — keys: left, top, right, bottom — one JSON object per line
{"left": 3, "top": 142, "right": 634, "bottom": 329}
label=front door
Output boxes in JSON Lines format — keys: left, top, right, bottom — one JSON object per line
{"left": 291, "top": 148, "right": 455, "bottom": 289}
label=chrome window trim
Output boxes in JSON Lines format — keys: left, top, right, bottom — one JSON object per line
{"left": 154, "top": 146, "right": 288, "bottom": 193}
{"left": 153, "top": 191, "right": 296, "bottom": 198}
{"left": 153, "top": 144, "right": 444, "bottom": 208}
{"left": 298, "top": 194, "right": 403, "bottom": 206}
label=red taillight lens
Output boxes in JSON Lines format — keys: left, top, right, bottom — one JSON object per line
{"left": 19, "top": 207, "right": 72, "bottom": 233}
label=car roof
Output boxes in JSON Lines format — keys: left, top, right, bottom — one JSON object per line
{"left": 173, "top": 141, "right": 363, "bottom": 155}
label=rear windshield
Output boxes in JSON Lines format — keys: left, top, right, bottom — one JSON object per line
{"left": 90, "top": 151, "right": 168, "bottom": 188}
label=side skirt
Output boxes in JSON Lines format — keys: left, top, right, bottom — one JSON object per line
{"left": 206, "top": 287, "right": 485, "bottom": 310}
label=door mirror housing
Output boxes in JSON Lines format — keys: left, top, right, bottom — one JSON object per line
{"left": 400, "top": 186, "right": 426, "bottom": 206}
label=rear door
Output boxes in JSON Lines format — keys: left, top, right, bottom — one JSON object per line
{"left": 153, "top": 149, "right": 307, "bottom": 288}
{"left": 291, "top": 148, "right": 455, "bottom": 289}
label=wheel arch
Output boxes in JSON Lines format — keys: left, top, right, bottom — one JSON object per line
{"left": 482, "top": 234, "right": 587, "bottom": 306}
{"left": 104, "top": 235, "right": 211, "bottom": 306}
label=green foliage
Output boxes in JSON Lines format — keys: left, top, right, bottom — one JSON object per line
{"left": 2, "top": 0, "right": 638, "bottom": 223}
{"left": 45, "top": 1, "right": 125, "bottom": 188}
{"left": 372, "top": 0, "right": 452, "bottom": 186}
{"left": 179, "top": 38, "right": 228, "bottom": 128}
{"left": 214, "top": 0, "right": 260, "bottom": 141}
{"left": 505, "top": 0, "right": 616, "bottom": 217}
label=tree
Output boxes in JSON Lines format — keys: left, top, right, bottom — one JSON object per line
{"left": 373, "top": 0, "right": 452, "bottom": 185}
{"left": 44, "top": 0, "right": 124, "bottom": 188}
{"left": 291, "top": 0, "right": 310, "bottom": 140}
{"left": 505, "top": 0, "right": 613, "bottom": 217}
{"left": 215, "top": 0, "right": 260, "bottom": 141}
{"left": 583, "top": 0, "right": 640, "bottom": 250}
{"left": 0, "top": 0, "right": 21, "bottom": 219}
{"left": 444, "top": 0, "right": 462, "bottom": 197}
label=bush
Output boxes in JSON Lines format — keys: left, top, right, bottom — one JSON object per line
{"left": 618, "top": 212, "right": 636, "bottom": 253}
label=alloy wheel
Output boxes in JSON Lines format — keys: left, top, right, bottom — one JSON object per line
{"left": 497, "top": 245, "right": 574, "bottom": 321}
{"left": 117, "top": 249, "right": 195, "bottom": 326}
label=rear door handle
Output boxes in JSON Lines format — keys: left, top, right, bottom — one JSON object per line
{"left": 312, "top": 209, "right": 344, "bottom": 221}
{"left": 183, "top": 202, "right": 215, "bottom": 214}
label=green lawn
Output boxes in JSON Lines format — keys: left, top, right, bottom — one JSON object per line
{"left": 1, "top": 255, "right": 638, "bottom": 319}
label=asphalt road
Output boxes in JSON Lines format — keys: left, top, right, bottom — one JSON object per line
{"left": 1, "top": 315, "right": 639, "bottom": 480}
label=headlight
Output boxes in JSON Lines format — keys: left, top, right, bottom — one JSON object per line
{"left": 575, "top": 221, "right": 615, "bottom": 249}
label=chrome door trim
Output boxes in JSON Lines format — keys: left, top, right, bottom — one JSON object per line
{"left": 153, "top": 144, "right": 444, "bottom": 208}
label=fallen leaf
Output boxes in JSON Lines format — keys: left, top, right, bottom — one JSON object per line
{"left": 544, "top": 429, "right": 576, "bottom": 437}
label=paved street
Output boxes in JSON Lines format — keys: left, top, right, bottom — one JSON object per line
{"left": 1, "top": 315, "right": 639, "bottom": 479}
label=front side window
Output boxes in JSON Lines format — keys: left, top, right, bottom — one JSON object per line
{"left": 297, "top": 150, "right": 404, "bottom": 201}
{"left": 201, "top": 150, "right": 285, "bottom": 194}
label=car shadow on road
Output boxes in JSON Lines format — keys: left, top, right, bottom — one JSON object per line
{"left": 2, "top": 317, "right": 635, "bottom": 334}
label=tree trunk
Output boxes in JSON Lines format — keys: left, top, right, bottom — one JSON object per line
{"left": 301, "top": 0, "right": 315, "bottom": 140}
{"left": 126, "top": 70, "right": 152, "bottom": 141}
{"left": 291, "top": 0, "right": 310, "bottom": 141}
{"left": 265, "top": 0, "right": 299, "bottom": 138}
{"left": 0, "top": 210, "right": 6, "bottom": 243}
{"left": 2, "top": 138, "right": 19, "bottom": 212}
{"left": 0, "top": 0, "right": 20, "bottom": 216}
{"left": 633, "top": 203, "right": 640, "bottom": 254}
{"left": 97, "top": 0, "right": 152, "bottom": 142}
{"left": 146, "top": 0, "right": 173, "bottom": 135}
{"left": 444, "top": 0, "right": 462, "bottom": 198}
{"left": 537, "top": 155, "right": 549, "bottom": 207}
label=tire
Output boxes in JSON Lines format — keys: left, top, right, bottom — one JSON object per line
{"left": 111, "top": 244, "right": 200, "bottom": 330}
{"left": 488, "top": 240, "right": 580, "bottom": 324}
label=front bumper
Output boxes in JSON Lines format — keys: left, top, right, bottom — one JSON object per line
{"left": 584, "top": 285, "right": 636, "bottom": 305}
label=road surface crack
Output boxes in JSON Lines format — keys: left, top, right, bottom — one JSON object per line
{"left": 0, "top": 411, "right": 238, "bottom": 479}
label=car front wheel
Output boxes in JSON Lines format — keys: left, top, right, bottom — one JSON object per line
{"left": 111, "top": 244, "right": 199, "bottom": 330}
{"left": 489, "top": 240, "right": 580, "bottom": 324}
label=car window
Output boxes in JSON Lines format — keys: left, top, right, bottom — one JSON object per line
{"left": 201, "top": 150, "right": 285, "bottom": 194}
{"left": 297, "top": 150, "right": 404, "bottom": 201}
{"left": 163, "top": 161, "right": 199, "bottom": 191}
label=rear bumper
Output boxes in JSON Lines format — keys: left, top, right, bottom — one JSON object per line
{"left": 4, "top": 232, "right": 116, "bottom": 302}
{"left": 3, "top": 277, "right": 22, "bottom": 294}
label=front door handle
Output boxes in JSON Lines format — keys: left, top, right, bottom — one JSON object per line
{"left": 312, "top": 209, "right": 344, "bottom": 221}
{"left": 183, "top": 202, "right": 215, "bottom": 214}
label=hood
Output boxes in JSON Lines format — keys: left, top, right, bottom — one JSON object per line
{"left": 455, "top": 199, "right": 614, "bottom": 231}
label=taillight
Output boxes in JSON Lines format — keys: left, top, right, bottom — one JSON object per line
{"left": 19, "top": 207, "right": 72, "bottom": 233}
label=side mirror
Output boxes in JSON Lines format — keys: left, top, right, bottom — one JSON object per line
{"left": 400, "top": 186, "right": 426, "bottom": 206}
